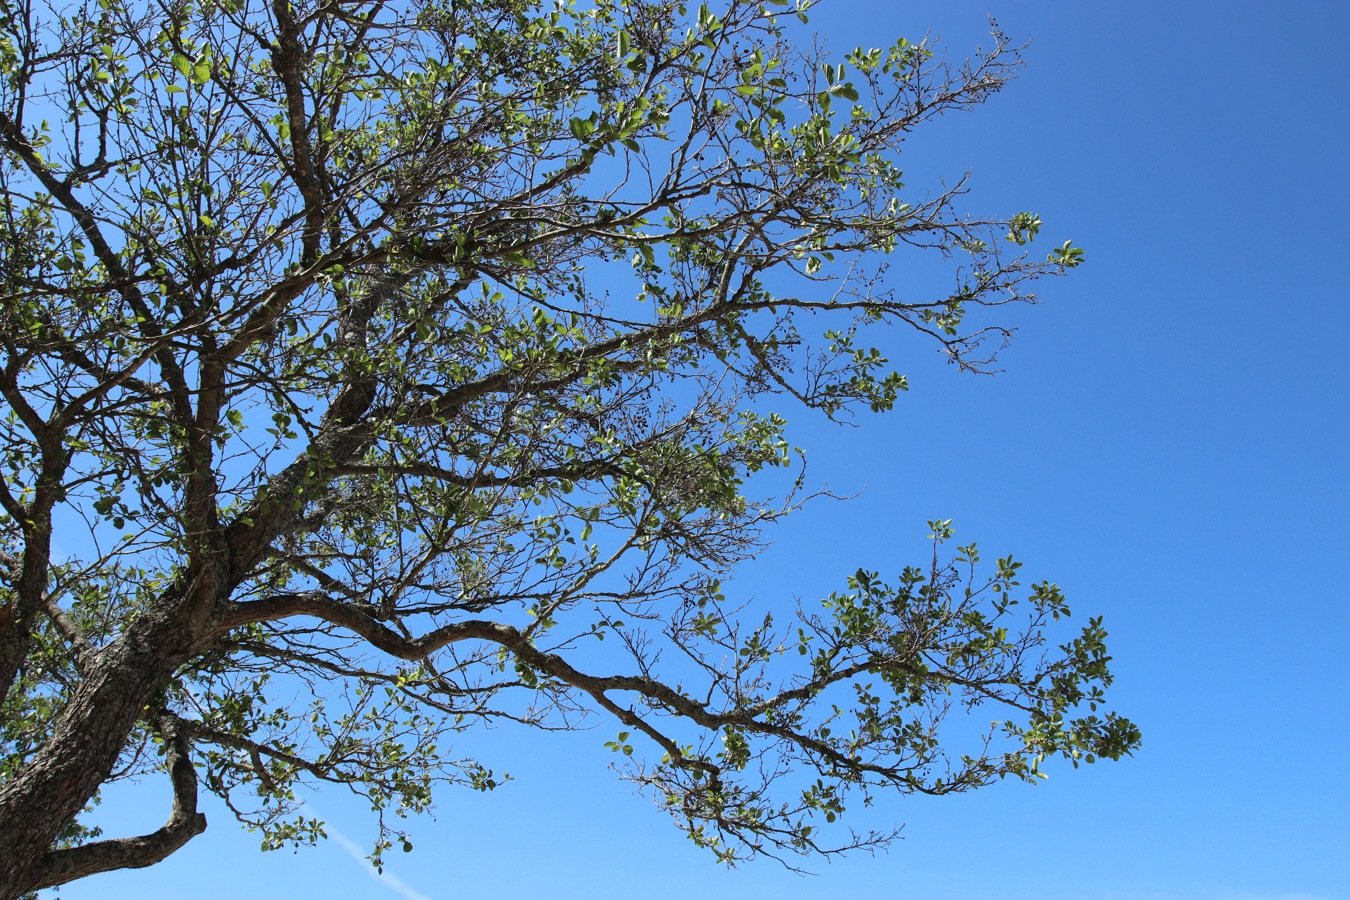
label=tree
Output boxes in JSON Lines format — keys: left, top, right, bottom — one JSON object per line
{"left": 0, "top": 0, "right": 1138, "bottom": 894}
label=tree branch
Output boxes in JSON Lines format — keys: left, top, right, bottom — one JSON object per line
{"left": 28, "top": 717, "right": 207, "bottom": 891}
{"left": 216, "top": 591, "right": 515, "bottom": 658}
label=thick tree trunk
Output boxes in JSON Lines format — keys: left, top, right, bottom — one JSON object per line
{"left": 0, "top": 582, "right": 210, "bottom": 899}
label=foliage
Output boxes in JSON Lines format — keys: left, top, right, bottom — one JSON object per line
{"left": 0, "top": 0, "right": 1136, "bottom": 893}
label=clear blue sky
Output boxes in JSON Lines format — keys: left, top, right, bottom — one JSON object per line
{"left": 61, "top": 2, "right": 1350, "bottom": 898}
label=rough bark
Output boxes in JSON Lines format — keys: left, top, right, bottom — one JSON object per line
{"left": 0, "top": 579, "right": 210, "bottom": 899}
{"left": 25, "top": 717, "right": 207, "bottom": 892}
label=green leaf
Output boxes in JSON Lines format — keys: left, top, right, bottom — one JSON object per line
{"left": 499, "top": 251, "right": 535, "bottom": 269}
{"left": 1049, "top": 240, "right": 1085, "bottom": 268}
{"left": 569, "top": 117, "right": 594, "bottom": 141}
{"left": 829, "top": 82, "right": 859, "bottom": 102}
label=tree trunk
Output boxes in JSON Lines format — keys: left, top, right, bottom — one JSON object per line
{"left": 0, "top": 583, "right": 210, "bottom": 899}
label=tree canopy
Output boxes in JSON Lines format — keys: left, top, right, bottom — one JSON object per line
{"left": 0, "top": 0, "right": 1137, "bottom": 894}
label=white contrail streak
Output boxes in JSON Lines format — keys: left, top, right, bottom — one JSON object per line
{"left": 328, "top": 828, "right": 434, "bottom": 900}
{"left": 300, "top": 800, "right": 434, "bottom": 900}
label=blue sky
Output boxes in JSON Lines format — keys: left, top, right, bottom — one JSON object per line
{"left": 58, "top": 2, "right": 1349, "bottom": 898}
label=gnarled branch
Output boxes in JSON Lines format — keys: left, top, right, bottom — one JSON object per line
{"left": 28, "top": 717, "right": 207, "bottom": 892}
